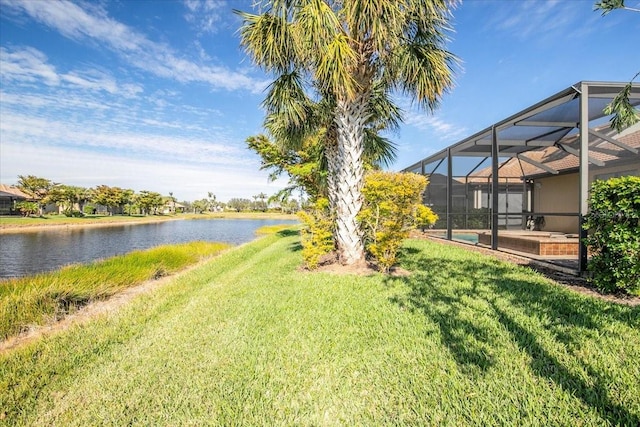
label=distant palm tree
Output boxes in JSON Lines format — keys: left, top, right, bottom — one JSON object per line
{"left": 168, "top": 192, "right": 176, "bottom": 213}
{"left": 237, "top": 0, "right": 457, "bottom": 265}
{"left": 257, "top": 192, "right": 268, "bottom": 211}
{"left": 207, "top": 192, "right": 217, "bottom": 212}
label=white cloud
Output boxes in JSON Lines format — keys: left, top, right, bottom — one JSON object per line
{"left": 404, "top": 109, "right": 467, "bottom": 143}
{"left": 0, "top": 111, "right": 247, "bottom": 167}
{"left": 484, "top": 0, "right": 599, "bottom": 42}
{"left": 0, "top": 46, "right": 143, "bottom": 97}
{"left": 0, "top": 46, "right": 60, "bottom": 85}
{"left": 0, "top": 142, "right": 287, "bottom": 202}
{"left": 1, "top": 90, "right": 111, "bottom": 115}
{"left": 60, "top": 69, "right": 143, "bottom": 97}
{"left": 184, "top": 0, "right": 227, "bottom": 34}
{"left": 2, "top": 0, "right": 268, "bottom": 93}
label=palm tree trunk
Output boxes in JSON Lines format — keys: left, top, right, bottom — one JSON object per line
{"left": 325, "top": 137, "right": 339, "bottom": 212}
{"left": 333, "top": 94, "right": 369, "bottom": 265}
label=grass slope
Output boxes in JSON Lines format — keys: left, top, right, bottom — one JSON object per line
{"left": 1, "top": 232, "right": 638, "bottom": 426}
{"left": 0, "top": 241, "right": 230, "bottom": 340}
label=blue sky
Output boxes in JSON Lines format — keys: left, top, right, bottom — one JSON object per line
{"left": 1, "top": 0, "right": 638, "bottom": 202}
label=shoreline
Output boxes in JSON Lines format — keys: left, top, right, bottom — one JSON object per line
{"left": 0, "top": 215, "right": 182, "bottom": 234}
{"left": 0, "top": 212, "right": 298, "bottom": 234}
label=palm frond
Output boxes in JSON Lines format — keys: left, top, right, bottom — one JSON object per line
{"left": 594, "top": 0, "right": 626, "bottom": 15}
{"left": 344, "top": 0, "right": 403, "bottom": 52}
{"left": 315, "top": 33, "right": 359, "bottom": 99}
{"left": 235, "top": 10, "right": 298, "bottom": 73}
{"left": 297, "top": 0, "right": 341, "bottom": 57}
{"left": 604, "top": 80, "right": 640, "bottom": 132}
{"left": 263, "top": 70, "right": 313, "bottom": 126}
{"left": 363, "top": 130, "right": 398, "bottom": 168}
{"left": 368, "top": 80, "right": 402, "bottom": 132}
{"left": 388, "top": 36, "right": 457, "bottom": 111}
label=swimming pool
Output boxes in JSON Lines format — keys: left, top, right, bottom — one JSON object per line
{"left": 430, "top": 232, "right": 479, "bottom": 244}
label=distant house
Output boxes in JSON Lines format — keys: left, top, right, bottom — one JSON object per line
{"left": 0, "top": 184, "right": 32, "bottom": 215}
{"left": 163, "top": 200, "right": 185, "bottom": 214}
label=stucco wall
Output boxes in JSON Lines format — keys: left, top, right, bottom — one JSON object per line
{"left": 533, "top": 163, "right": 640, "bottom": 233}
{"left": 533, "top": 174, "right": 579, "bottom": 233}
{"left": 590, "top": 163, "right": 640, "bottom": 181}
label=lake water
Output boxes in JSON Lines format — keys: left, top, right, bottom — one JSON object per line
{"left": 0, "top": 218, "right": 298, "bottom": 279}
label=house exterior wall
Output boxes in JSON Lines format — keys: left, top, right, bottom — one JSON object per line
{"left": 0, "top": 186, "right": 30, "bottom": 215}
{"left": 590, "top": 163, "right": 640, "bottom": 181}
{"left": 533, "top": 161, "right": 640, "bottom": 233}
{"left": 534, "top": 174, "right": 579, "bottom": 233}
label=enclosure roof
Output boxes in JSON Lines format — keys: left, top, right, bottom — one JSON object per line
{"left": 403, "top": 81, "right": 640, "bottom": 172}
{"left": 465, "top": 124, "right": 640, "bottom": 181}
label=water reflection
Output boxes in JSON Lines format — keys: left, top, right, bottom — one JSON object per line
{"left": 0, "top": 219, "right": 297, "bottom": 279}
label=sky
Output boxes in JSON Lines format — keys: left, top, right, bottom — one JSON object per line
{"left": 1, "top": 0, "right": 638, "bottom": 203}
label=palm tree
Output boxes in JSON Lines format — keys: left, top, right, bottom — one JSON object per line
{"left": 207, "top": 192, "right": 217, "bottom": 212}
{"left": 594, "top": 1, "right": 640, "bottom": 131}
{"left": 237, "top": 0, "right": 457, "bottom": 265}
{"left": 247, "top": 105, "right": 398, "bottom": 204}
{"left": 257, "top": 192, "right": 268, "bottom": 211}
{"left": 595, "top": 0, "right": 640, "bottom": 14}
{"left": 168, "top": 192, "right": 176, "bottom": 213}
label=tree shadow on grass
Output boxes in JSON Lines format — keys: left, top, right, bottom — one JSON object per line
{"left": 277, "top": 229, "right": 300, "bottom": 238}
{"left": 287, "top": 242, "right": 303, "bottom": 252}
{"left": 390, "top": 259, "right": 498, "bottom": 373}
{"left": 388, "top": 243, "right": 640, "bottom": 425}
{"left": 276, "top": 229, "right": 302, "bottom": 252}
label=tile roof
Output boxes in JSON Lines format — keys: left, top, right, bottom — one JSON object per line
{"left": 0, "top": 184, "right": 33, "bottom": 199}
{"left": 468, "top": 124, "right": 640, "bottom": 181}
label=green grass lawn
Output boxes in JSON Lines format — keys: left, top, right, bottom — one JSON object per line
{"left": 1, "top": 231, "right": 638, "bottom": 426}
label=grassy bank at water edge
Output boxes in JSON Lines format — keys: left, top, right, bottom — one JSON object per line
{"left": 1, "top": 231, "right": 639, "bottom": 425}
{"left": 0, "top": 241, "right": 230, "bottom": 340}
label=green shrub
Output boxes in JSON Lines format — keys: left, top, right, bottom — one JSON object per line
{"left": 358, "top": 171, "right": 433, "bottom": 272}
{"left": 83, "top": 204, "right": 96, "bottom": 215}
{"left": 62, "top": 208, "right": 84, "bottom": 217}
{"left": 14, "top": 201, "right": 39, "bottom": 217}
{"left": 583, "top": 176, "right": 640, "bottom": 295}
{"left": 297, "top": 173, "right": 436, "bottom": 272}
{"left": 297, "top": 198, "right": 334, "bottom": 269}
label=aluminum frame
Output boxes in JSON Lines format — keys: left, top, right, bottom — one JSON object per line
{"left": 403, "top": 81, "right": 640, "bottom": 273}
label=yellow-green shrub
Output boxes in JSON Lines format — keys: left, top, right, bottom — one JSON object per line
{"left": 358, "top": 171, "right": 433, "bottom": 272}
{"left": 416, "top": 204, "right": 439, "bottom": 231}
{"left": 297, "top": 198, "right": 334, "bottom": 269}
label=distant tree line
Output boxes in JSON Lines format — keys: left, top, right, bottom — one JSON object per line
{"left": 12, "top": 175, "right": 169, "bottom": 217}
{"left": 9, "top": 175, "right": 299, "bottom": 216}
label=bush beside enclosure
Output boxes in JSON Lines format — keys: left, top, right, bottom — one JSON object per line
{"left": 584, "top": 175, "right": 640, "bottom": 295}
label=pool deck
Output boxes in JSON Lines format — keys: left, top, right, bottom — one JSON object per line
{"left": 422, "top": 230, "right": 581, "bottom": 274}
{"left": 477, "top": 231, "right": 579, "bottom": 256}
